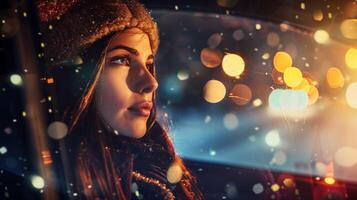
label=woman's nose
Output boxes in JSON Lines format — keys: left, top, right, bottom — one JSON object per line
{"left": 135, "top": 64, "right": 159, "bottom": 94}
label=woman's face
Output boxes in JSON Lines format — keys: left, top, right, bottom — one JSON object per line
{"left": 96, "top": 28, "right": 158, "bottom": 139}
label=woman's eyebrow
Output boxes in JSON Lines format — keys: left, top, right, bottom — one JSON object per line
{"left": 108, "top": 45, "right": 139, "bottom": 55}
{"left": 108, "top": 45, "right": 154, "bottom": 60}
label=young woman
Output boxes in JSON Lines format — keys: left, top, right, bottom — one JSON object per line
{"left": 37, "top": 0, "right": 203, "bottom": 199}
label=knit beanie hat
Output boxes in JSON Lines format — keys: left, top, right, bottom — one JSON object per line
{"left": 36, "top": 0, "right": 159, "bottom": 67}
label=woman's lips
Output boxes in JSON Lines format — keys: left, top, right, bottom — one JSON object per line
{"left": 128, "top": 101, "right": 152, "bottom": 117}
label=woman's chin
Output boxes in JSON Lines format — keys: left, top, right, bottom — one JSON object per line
{"left": 125, "top": 125, "right": 147, "bottom": 139}
{"left": 130, "top": 131, "right": 147, "bottom": 139}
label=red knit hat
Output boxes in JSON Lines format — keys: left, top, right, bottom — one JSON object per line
{"left": 37, "top": 0, "right": 159, "bottom": 66}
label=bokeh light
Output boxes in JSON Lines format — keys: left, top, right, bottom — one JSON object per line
{"left": 252, "top": 183, "right": 264, "bottom": 194}
{"left": 324, "top": 177, "right": 335, "bottom": 185}
{"left": 300, "top": 2, "right": 306, "bottom": 10}
{"left": 10, "top": 74, "right": 23, "bottom": 86}
{"left": 267, "top": 32, "right": 280, "bottom": 47}
{"left": 340, "top": 19, "right": 357, "bottom": 39}
{"left": 229, "top": 84, "right": 252, "bottom": 106}
{"left": 222, "top": 53, "right": 245, "bottom": 77}
{"left": 283, "top": 178, "right": 295, "bottom": 188}
{"left": 314, "top": 30, "right": 330, "bottom": 44}
{"left": 177, "top": 70, "right": 190, "bottom": 81}
{"left": 209, "top": 149, "right": 217, "bottom": 156}
{"left": 166, "top": 163, "right": 183, "bottom": 184}
{"left": 73, "top": 56, "right": 83, "bottom": 65}
{"left": 269, "top": 89, "right": 283, "bottom": 110}
{"left": 293, "top": 78, "right": 311, "bottom": 93}
{"left": 255, "top": 23, "right": 262, "bottom": 30}
{"left": 262, "top": 53, "right": 270, "bottom": 60}
{"left": 223, "top": 113, "right": 239, "bottom": 130}
{"left": 346, "top": 82, "right": 357, "bottom": 109}
{"left": 307, "top": 85, "right": 319, "bottom": 105}
{"left": 203, "top": 80, "right": 226, "bottom": 103}
{"left": 31, "top": 175, "right": 45, "bottom": 189}
{"left": 326, "top": 67, "right": 344, "bottom": 88}
{"left": 273, "top": 51, "right": 292, "bottom": 73}
{"left": 265, "top": 130, "right": 280, "bottom": 147}
{"left": 47, "top": 121, "right": 68, "bottom": 140}
{"left": 0, "top": 146, "right": 7, "bottom": 154}
{"left": 41, "top": 150, "right": 52, "bottom": 165}
{"left": 200, "top": 48, "right": 223, "bottom": 68}
{"left": 232, "top": 29, "right": 244, "bottom": 41}
{"left": 271, "top": 183, "right": 280, "bottom": 192}
{"left": 47, "top": 78, "right": 54, "bottom": 85}
{"left": 269, "top": 89, "right": 308, "bottom": 110}
{"left": 252, "top": 98, "right": 263, "bottom": 107}
{"left": 313, "top": 9, "right": 324, "bottom": 21}
{"left": 207, "top": 33, "right": 223, "bottom": 48}
{"left": 334, "top": 147, "right": 357, "bottom": 167}
{"left": 345, "top": 48, "right": 357, "bottom": 69}
{"left": 283, "top": 67, "right": 303, "bottom": 88}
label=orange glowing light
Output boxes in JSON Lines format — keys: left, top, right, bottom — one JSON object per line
{"left": 308, "top": 85, "right": 319, "bottom": 105}
{"left": 273, "top": 51, "right": 292, "bottom": 73}
{"left": 200, "top": 48, "right": 223, "bottom": 68}
{"left": 166, "top": 163, "right": 183, "bottom": 184}
{"left": 41, "top": 150, "right": 52, "bottom": 165}
{"left": 283, "top": 178, "right": 295, "bottom": 188}
{"left": 326, "top": 67, "right": 344, "bottom": 88}
{"left": 313, "top": 9, "right": 324, "bottom": 21}
{"left": 324, "top": 177, "right": 335, "bottom": 185}
{"left": 47, "top": 78, "right": 54, "bottom": 84}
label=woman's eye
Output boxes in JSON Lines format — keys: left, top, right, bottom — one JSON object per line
{"left": 110, "top": 56, "right": 130, "bottom": 66}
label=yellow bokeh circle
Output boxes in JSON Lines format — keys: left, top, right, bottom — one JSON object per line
{"left": 345, "top": 48, "right": 357, "bottom": 69}
{"left": 166, "top": 163, "right": 183, "bottom": 184}
{"left": 203, "top": 80, "right": 226, "bottom": 103}
{"left": 314, "top": 30, "right": 330, "bottom": 44}
{"left": 283, "top": 67, "right": 303, "bottom": 88}
{"left": 293, "top": 78, "right": 311, "bottom": 93}
{"left": 222, "top": 53, "right": 245, "bottom": 77}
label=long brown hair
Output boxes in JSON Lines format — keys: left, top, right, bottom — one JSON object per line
{"left": 60, "top": 32, "right": 203, "bottom": 199}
